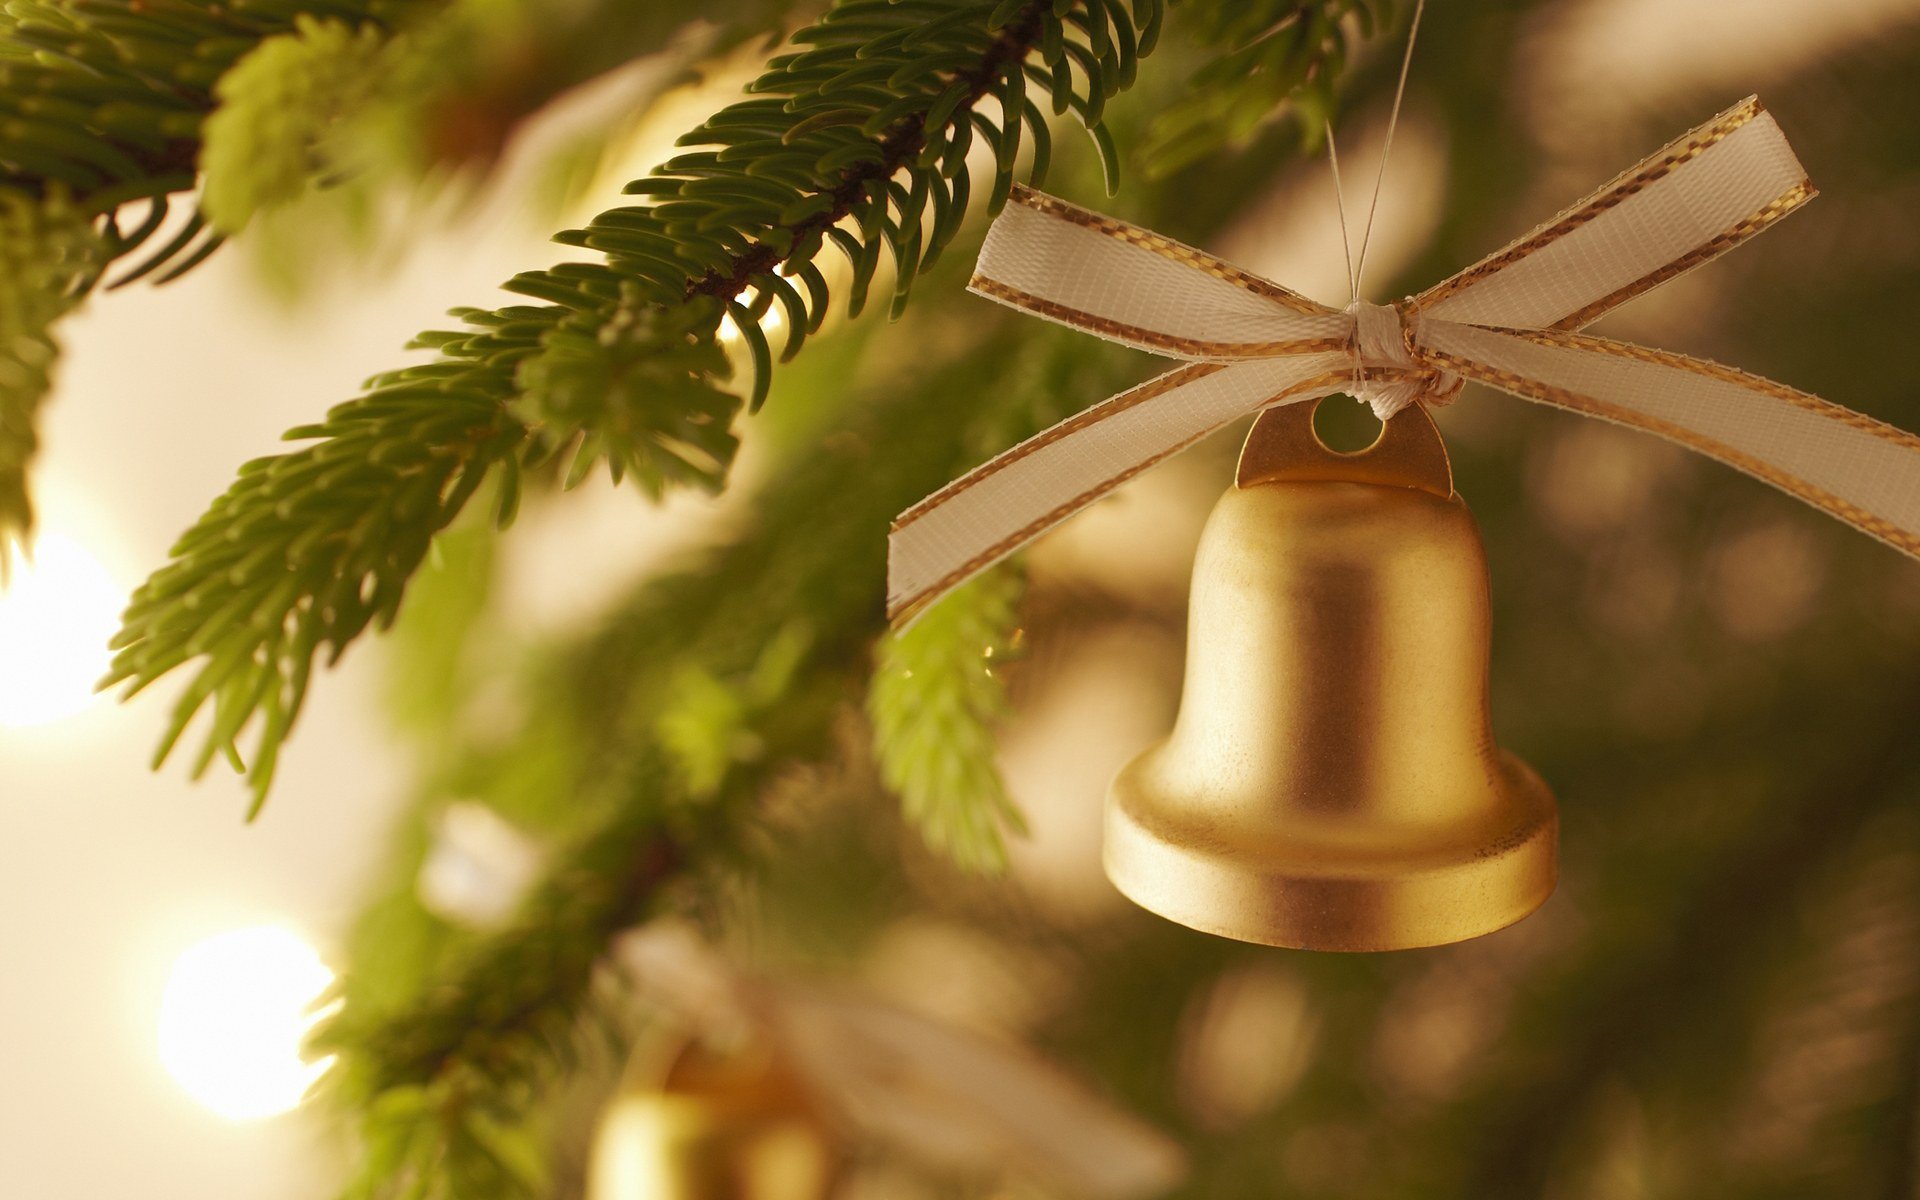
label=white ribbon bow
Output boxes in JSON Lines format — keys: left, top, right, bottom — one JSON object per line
{"left": 887, "top": 97, "right": 1920, "bottom": 622}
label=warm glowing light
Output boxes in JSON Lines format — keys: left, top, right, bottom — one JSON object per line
{"left": 717, "top": 300, "right": 787, "bottom": 344}
{"left": 0, "top": 532, "right": 122, "bottom": 727}
{"left": 157, "top": 926, "right": 336, "bottom": 1121}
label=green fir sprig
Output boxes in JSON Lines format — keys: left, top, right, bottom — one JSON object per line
{"left": 310, "top": 324, "right": 1107, "bottom": 1199}
{"left": 1146, "top": 0, "right": 1388, "bottom": 175}
{"left": 870, "top": 564, "right": 1029, "bottom": 872}
{"left": 0, "top": 186, "right": 106, "bottom": 555}
{"left": 300, "top": 2, "right": 1392, "bottom": 1187}
{"left": 105, "top": 0, "right": 1157, "bottom": 812}
{"left": 195, "top": 0, "right": 809, "bottom": 241}
{"left": 0, "top": 0, "right": 414, "bottom": 551}
{"left": 0, "top": 0, "right": 416, "bottom": 270}
{"left": 198, "top": 14, "right": 393, "bottom": 233}
{"left": 318, "top": 770, "right": 695, "bottom": 1200}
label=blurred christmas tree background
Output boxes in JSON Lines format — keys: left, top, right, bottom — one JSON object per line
{"left": 1, "top": 1, "right": 1918, "bottom": 1198}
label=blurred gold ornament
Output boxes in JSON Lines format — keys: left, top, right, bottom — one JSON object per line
{"left": 1105, "top": 400, "right": 1557, "bottom": 951}
{"left": 611, "top": 923, "right": 1186, "bottom": 1198}
{"left": 587, "top": 1036, "right": 840, "bottom": 1200}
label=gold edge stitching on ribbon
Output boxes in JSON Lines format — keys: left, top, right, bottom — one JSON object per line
{"left": 1413, "top": 96, "right": 1766, "bottom": 311}
{"left": 1422, "top": 346, "right": 1920, "bottom": 559}
{"left": 969, "top": 276, "right": 1349, "bottom": 359}
{"left": 886, "top": 368, "right": 1361, "bottom": 621}
{"left": 892, "top": 355, "right": 1427, "bottom": 533}
{"left": 1003, "top": 187, "right": 1333, "bottom": 316}
{"left": 887, "top": 431, "right": 1210, "bottom": 622}
{"left": 1471, "top": 326, "right": 1920, "bottom": 455}
{"left": 891, "top": 361, "right": 1230, "bottom": 530}
{"left": 1545, "top": 180, "right": 1817, "bottom": 330}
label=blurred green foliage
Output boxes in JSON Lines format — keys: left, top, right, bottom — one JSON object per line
{"left": 199, "top": 15, "right": 392, "bottom": 233}
{"left": 103, "top": 0, "right": 1152, "bottom": 808}
{"left": 9, "top": 0, "right": 1920, "bottom": 1197}
{"left": 0, "top": 185, "right": 104, "bottom": 559}
{"left": 0, "top": 0, "right": 420, "bottom": 554}
{"left": 870, "top": 563, "right": 1029, "bottom": 872}
{"left": 1143, "top": 0, "right": 1385, "bottom": 175}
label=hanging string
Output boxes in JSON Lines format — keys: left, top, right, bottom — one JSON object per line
{"left": 1324, "top": 121, "right": 1358, "bottom": 301}
{"left": 1351, "top": 0, "right": 1428, "bottom": 297}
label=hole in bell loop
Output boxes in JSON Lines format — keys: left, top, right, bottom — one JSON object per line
{"left": 1311, "top": 395, "right": 1386, "bottom": 456}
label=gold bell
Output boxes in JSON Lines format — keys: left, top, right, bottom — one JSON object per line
{"left": 1105, "top": 399, "right": 1557, "bottom": 951}
{"left": 587, "top": 1034, "right": 841, "bottom": 1200}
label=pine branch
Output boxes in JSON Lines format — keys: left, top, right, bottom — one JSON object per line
{"left": 198, "top": 14, "right": 392, "bottom": 233}
{"left": 110, "top": 345, "right": 531, "bottom": 812}
{"left": 319, "top": 778, "right": 691, "bottom": 1200}
{"left": 1145, "top": 0, "right": 1388, "bottom": 177}
{"left": 198, "top": 0, "right": 808, "bottom": 238}
{"left": 313, "top": 310, "right": 1129, "bottom": 1194}
{"left": 312, "top": 5, "right": 1381, "bottom": 1179}
{"left": 0, "top": 185, "right": 107, "bottom": 556}
{"left": 0, "top": 0, "right": 768, "bottom": 553}
{"left": 0, "top": 0, "right": 417, "bottom": 551}
{"left": 106, "top": 0, "right": 1157, "bottom": 812}
{"left": 391, "top": 0, "right": 805, "bottom": 166}
{"left": 0, "top": 0, "right": 418, "bottom": 267}
{"left": 869, "top": 563, "right": 1028, "bottom": 872}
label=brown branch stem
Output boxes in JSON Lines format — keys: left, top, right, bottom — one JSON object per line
{"left": 686, "top": 1, "right": 1049, "bottom": 303}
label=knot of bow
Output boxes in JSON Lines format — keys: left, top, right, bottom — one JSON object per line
{"left": 887, "top": 97, "right": 1920, "bottom": 623}
{"left": 1343, "top": 299, "right": 1460, "bottom": 420}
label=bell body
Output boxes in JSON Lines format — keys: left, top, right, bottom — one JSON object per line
{"left": 1105, "top": 403, "right": 1556, "bottom": 951}
{"left": 588, "top": 1038, "right": 839, "bottom": 1200}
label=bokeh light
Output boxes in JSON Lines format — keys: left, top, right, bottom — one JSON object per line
{"left": 0, "top": 531, "right": 121, "bottom": 728}
{"left": 156, "top": 926, "right": 336, "bottom": 1121}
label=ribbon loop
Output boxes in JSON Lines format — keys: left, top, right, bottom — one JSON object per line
{"left": 1413, "top": 97, "right": 1815, "bottom": 331}
{"left": 888, "top": 97, "right": 1920, "bottom": 625}
{"left": 971, "top": 187, "right": 1349, "bottom": 359}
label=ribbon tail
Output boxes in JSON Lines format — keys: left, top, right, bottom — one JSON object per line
{"left": 887, "top": 353, "right": 1354, "bottom": 625}
{"left": 1419, "top": 322, "right": 1920, "bottom": 561}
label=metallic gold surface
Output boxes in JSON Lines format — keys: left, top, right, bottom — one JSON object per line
{"left": 1235, "top": 397, "right": 1456, "bottom": 496}
{"left": 587, "top": 1038, "right": 839, "bottom": 1200}
{"left": 1105, "top": 400, "right": 1557, "bottom": 951}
